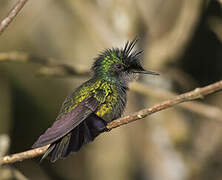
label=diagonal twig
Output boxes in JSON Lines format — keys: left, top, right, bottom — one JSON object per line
{"left": 131, "top": 82, "right": 222, "bottom": 121}
{"left": 1, "top": 80, "right": 222, "bottom": 165}
{"left": 107, "top": 80, "right": 222, "bottom": 129}
{"left": 0, "top": 0, "right": 28, "bottom": 36}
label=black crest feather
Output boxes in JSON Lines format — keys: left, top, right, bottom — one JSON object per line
{"left": 122, "top": 37, "right": 143, "bottom": 64}
{"left": 123, "top": 37, "right": 139, "bottom": 57}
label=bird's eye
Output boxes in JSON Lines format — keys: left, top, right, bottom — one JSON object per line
{"left": 114, "top": 63, "right": 124, "bottom": 70}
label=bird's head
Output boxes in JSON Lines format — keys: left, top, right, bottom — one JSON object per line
{"left": 92, "top": 38, "right": 159, "bottom": 86}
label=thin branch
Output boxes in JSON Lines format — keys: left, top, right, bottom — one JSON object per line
{"left": 1, "top": 80, "right": 222, "bottom": 165}
{"left": 107, "top": 80, "right": 222, "bottom": 129}
{"left": 0, "top": 0, "right": 28, "bottom": 35}
{"left": 0, "top": 52, "right": 90, "bottom": 77}
{"left": 0, "top": 146, "right": 49, "bottom": 165}
{"left": 131, "top": 82, "right": 222, "bottom": 121}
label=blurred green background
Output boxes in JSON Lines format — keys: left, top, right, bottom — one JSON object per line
{"left": 0, "top": 0, "right": 222, "bottom": 179}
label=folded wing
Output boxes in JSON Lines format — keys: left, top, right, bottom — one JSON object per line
{"left": 32, "top": 96, "right": 100, "bottom": 148}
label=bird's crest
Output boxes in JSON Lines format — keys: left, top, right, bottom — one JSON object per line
{"left": 92, "top": 38, "right": 142, "bottom": 73}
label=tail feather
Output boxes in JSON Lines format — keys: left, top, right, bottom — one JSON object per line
{"left": 61, "top": 134, "right": 72, "bottom": 158}
{"left": 52, "top": 133, "right": 72, "bottom": 162}
{"left": 61, "top": 129, "right": 78, "bottom": 158}
{"left": 51, "top": 142, "right": 61, "bottom": 162}
{"left": 40, "top": 144, "right": 55, "bottom": 162}
{"left": 41, "top": 115, "right": 107, "bottom": 162}
{"left": 66, "top": 125, "right": 83, "bottom": 155}
{"left": 83, "top": 121, "right": 94, "bottom": 143}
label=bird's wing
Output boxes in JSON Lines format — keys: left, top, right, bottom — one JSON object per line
{"left": 32, "top": 95, "right": 100, "bottom": 148}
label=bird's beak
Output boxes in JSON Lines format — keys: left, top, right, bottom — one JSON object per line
{"left": 132, "top": 67, "right": 159, "bottom": 75}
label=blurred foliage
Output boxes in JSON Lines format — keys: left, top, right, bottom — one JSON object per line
{"left": 0, "top": 0, "right": 222, "bottom": 179}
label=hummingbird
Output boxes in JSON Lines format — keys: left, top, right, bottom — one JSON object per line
{"left": 32, "top": 38, "right": 159, "bottom": 162}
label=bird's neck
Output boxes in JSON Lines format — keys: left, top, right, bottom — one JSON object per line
{"left": 93, "top": 75, "right": 129, "bottom": 90}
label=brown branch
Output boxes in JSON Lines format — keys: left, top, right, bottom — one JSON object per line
{"left": 0, "top": 52, "right": 89, "bottom": 77}
{"left": 131, "top": 82, "right": 222, "bottom": 121}
{"left": 1, "top": 80, "right": 222, "bottom": 165}
{"left": 0, "top": 0, "right": 28, "bottom": 35}
{"left": 107, "top": 80, "right": 222, "bottom": 129}
{"left": 0, "top": 146, "right": 49, "bottom": 165}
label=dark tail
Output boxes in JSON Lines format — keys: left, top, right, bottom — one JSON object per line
{"left": 42, "top": 115, "right": 107, "bottom": 162}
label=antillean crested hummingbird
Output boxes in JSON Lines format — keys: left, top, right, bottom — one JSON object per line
{"left": 32, "top": 38, "right": 159, "bottom": 162}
